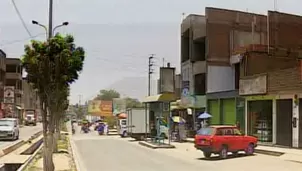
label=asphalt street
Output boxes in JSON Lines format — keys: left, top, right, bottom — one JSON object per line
{"left": 0, "top": 123, "right": 42, "bottom": 149}
{"left": 71, "top": 127, "right": 302, "bottom": 171}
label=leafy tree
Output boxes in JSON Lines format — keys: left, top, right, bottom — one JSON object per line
{"left": 22, "top": 34, "right": 85, "bottom": 171}
{"left": 124, "top": 97, "right": 143, "bottom": 108}
{"left": 95, "top": 89, "right": 120, "bottom": 100}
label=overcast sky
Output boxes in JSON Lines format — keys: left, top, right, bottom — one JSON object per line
{"left": 0, "top": 0, "right": 300, "bottom": 104}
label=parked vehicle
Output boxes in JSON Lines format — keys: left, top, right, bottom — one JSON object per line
{"left": 194, "top": 125, "right": 257, "bottom": 159}
{"left": 118, "top": 119, "right": 127, "bottom": 137}
{"left": 24, "top": 109, "right": 37, "bottom": 126}
{"left": 127, "top": 108, "right": 149, "bottom": 140}
{"left": 0, "top": 118, "right": 19, "bottom": 140}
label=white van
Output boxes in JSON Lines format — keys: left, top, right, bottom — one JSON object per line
{"left": 118, "top": 119, "right": 127, "bottom": 137}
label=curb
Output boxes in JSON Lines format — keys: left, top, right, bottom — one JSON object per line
{"left": 17, "top": 143, "right": 43, "bottom": 171}
{"left": 138, "top": 141, "right": 175, "bottom": 149}
{"left": 254, "top": 149, "right": 284, "bottom": 156}
{"left": 69, "top": 135, "right": 83, "bottom": 171}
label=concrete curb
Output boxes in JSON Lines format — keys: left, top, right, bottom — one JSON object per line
{"left": 254, "top": 149, "right": 284, "bottom": 156}
{"left": 69, "top": 135, "right": 83, "bottom": 171}
{"left": 0, "top": 130, "right": 43, "bottom": 158}
{"left": 17, "top": 143, "right": 43, "bottom": 171}
{"left": 138, "top": 141, "right": 175, "bottom": 149}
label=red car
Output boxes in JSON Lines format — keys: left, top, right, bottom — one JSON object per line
{"left": 194, "top": 125, "right": 257, "bottom": 159}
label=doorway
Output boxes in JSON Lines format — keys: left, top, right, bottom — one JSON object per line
{"left": 276, "top": 99, "right": 293, "bottom": 147}
{"left": 299, "top": 99, "right": 302, "bottom": 148}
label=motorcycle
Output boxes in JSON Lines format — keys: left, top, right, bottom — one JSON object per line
{"left": 81, "top": 125, "right": 90, "bottom": 133}
{"left": 72, "top": 127, "right": 75, "bottom": 134}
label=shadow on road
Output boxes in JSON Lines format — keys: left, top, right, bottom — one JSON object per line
{"left": 197, "top": 153, "right": 256, "bottom": 161}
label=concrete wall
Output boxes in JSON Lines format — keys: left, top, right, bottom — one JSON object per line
{"left": 207, "top": 65, "right": 235, "bottom": 93}
{"left": 192, "top": 61, "right": 206, "bottom": 74}
{"left": 206, "top": 7, "right": 267, "bottom": 65}
{"left": 181, "top": 14, "right": 206, "bottom": 39}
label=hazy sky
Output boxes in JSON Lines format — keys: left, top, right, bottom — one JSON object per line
{"left": 0, "top": 0, "right": 300, "bottom": 104}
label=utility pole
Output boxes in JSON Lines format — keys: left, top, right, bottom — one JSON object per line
{"left": 148, "top": 55, "right": 155, "bottom": 96}
{"left": 48, "top": 0, "right": 53, "bottom": 38}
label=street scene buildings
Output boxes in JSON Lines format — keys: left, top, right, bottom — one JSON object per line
{"left": 175, "top": 7, "right": 302, "bottom": 148}
{"left": 0, "top": 51, "right": 39, "bottom": 122}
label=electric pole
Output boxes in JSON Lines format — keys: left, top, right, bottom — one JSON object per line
{"left": 48, "top": 0, "right": 53, "bottom": 38}
{"left": 148, "top": 55, "right": 155, "bottom": 96}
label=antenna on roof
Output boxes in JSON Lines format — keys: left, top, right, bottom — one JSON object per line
{"left": 274, "top": 0, "right": 278, "bottom": 11}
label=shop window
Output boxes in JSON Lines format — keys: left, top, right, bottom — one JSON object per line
{"left": 248, "top": 100, "right": 273, "bottom": 143}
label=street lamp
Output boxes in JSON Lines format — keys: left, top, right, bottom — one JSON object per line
{"left": 32, "top": 20, "right": 69, "bottom": 38}
{"left": 32, "top": 20, "right": 48, "bottom": 37}
{"left": 53, "top": 22, "right": 69, "bottom": 35}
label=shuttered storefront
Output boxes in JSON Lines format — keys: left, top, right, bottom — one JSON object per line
{"left": 208, "top": 100, "right": 220, "bottom": 125}
{"left": 221, "top": 98, "right": 236, "bottom": 125}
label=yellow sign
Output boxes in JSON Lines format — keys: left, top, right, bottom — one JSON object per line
{"left": 88, "top": 100, "right": 112, "bottom": 117}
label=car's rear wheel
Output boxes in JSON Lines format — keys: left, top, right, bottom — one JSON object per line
{"left": 203, "top": 152, "right": 211, "bottom": 159}
{"left": 245, "top": 143, "right": 254, "bottom": 155}
{"left": 219, "top": 146, "right": 228, "bottom": 159}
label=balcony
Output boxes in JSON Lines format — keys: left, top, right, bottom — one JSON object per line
{"left": 6, "top": 72, "right": 22, "bottom": 80}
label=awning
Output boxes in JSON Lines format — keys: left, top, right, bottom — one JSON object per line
{"left": 143, "top": 93, "right": 176, "bottom": 103}
{"left": 15, "top": 106, "right": 22, "bottom": 110}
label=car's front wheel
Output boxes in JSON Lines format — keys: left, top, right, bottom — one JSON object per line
{"left": 203, "top": 151, "right": 211, "bottom": 159}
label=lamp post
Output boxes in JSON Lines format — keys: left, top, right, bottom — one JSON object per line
{"left": 32, "top": 20, "right": 69, "bottom": 39}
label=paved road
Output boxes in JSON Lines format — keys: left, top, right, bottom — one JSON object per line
{"left": 0, "top": 123, "right": 42, "bottom": 149}
{"left": 71, "top": 127, "right": 302, "bottom": 171}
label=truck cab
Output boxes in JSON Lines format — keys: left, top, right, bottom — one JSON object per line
{"left": 118, "top": 119, "right": 127, "bottom": 137}
{"left": 24, "top": 109, "right": 37, "bottom": 126}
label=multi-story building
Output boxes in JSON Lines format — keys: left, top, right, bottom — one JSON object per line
{"left": 180, "top": 14, "right": 207, "bottom": 114}
{"left": 0, "top": 50, "right": 6, "bottom": 104}
{"left": 205, "top": 8, "right": 267, "bottom": 129}
{"left": 237, "top": 11, "right": 302, "bottom": 148}
{"left": 5, "top": 58, "right": 22, "bottom": 119}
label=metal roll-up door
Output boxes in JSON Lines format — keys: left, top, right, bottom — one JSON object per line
{"left": 222, "top": 98, "right": 236, "bottom": 125}
{"left": 208, "top": 100, "right": 220, "bottom": 125}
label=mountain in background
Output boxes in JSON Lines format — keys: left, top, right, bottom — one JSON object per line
{"left": 107, "top": 77, "right": 158, "bottom": 101}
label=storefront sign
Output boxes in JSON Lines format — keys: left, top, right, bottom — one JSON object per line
{"left": 4, "top": 86, "right": 14, "bottom": 103}
{"left": 239, "top": 75, "right": 267, "bottom": 95}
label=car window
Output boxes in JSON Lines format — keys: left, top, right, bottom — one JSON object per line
{"left": 233, "top": 128, "right": 242, "bottom": 135}
{"left": 0, "top": 120, "right": 14, "bottom": 126}
{"left": 197, "top": 127, "right": 215, "bottom": 135}
{"left": 215, "top": 129, "right": 223, "bottom": 135}
{"left": 224, "top": 128, "right": 233, "bottom": 135}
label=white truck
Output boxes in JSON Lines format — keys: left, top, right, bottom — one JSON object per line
{"left": 127, "top": 108, "right": 169, "bottom": 140}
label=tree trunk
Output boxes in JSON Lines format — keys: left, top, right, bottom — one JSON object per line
{"left": 41, "top": 100, "right": 55, "bottom": 171}
{"left": 43, "top": 132, "right": 55, "bottom": 171}
{"left": 53, "top": 116, "right": 60, "bottom": 153}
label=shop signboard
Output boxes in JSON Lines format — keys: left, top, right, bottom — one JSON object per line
{"left": 4, "top": 86, "right": 14, "bottom": 103}
{"left": 88, "top": 100, "right": 113, "bottom": 117}
{"left": 159, "top": 67, "right": 175, "bottom": 93}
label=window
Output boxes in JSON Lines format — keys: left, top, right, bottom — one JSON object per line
{"left": 197, "top": 127, "right": 215, "bottom": 135}
{"left": 224, "top": 129, "right": 233, "bottom": 135}
{"left": 233, "top": 128, "right": 242, "bottom": 136}
{"left": 215, "top": 129, "right": 223, "bottom": 135}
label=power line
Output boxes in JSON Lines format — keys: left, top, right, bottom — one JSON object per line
{"left": 10, "top": 0, "right": 33, "bottom": 37}
{"left": 0, "top": 33, "right": 45, "bottom": 46}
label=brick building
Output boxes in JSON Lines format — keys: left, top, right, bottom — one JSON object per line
{"left": 235, "top": 11, "right": 302, "bottom": 148}
{"left": 205, "top": 8, "right": 267, "bottom": 129}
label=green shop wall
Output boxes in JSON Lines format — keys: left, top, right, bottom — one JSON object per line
{"left": 208, "top": 99, "right": 220, "bottom": 124}
{"left": 221, "top": 98, "right": 236, "bottom": 125}
{"left": 207, "top": 98, "right": 244, "bottom": 128}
